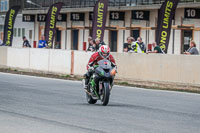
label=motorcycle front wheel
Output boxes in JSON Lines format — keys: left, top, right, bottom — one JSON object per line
{"left": 101, "top": 82, "right": 110, "bottom": 106}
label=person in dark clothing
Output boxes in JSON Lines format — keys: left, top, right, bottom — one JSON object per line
{"left": 123, "top": 37, "right": 134, "bottom": 52}
{"left": 147, "top": 42, "right": 163, "bottom": 54}
{"left": 22, "top": 36, "right": 31, "bottom": 48}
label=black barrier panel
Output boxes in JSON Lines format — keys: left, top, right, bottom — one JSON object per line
{"left": 70, "top": 13, "right": 85, "bottom": 21}
{"left": 57, "top": 14, "right": 67, "bottom": 21}
{"left": 185, "top": 8, "right": 200, "bottom": 19}
{"left": 110, "top": 11, "right": 125, "bottom": 21}
{"left": 132, "top": 10, "right": 150, "bottom": 20}
{"left": 23, "top": 14, "right": 35, "bottom": 22}
{"left": 37, "top": 14, "right": 67, "bottom": 22}
{"left": 37, "top": 14, "right": 46, "bottom": 22}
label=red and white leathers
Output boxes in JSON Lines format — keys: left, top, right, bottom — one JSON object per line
{"left": 87, "top": 52, "right": 116, "bottom": 70}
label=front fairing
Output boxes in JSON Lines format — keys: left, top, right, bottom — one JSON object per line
{"left": 95, "top": 59, "right": 113, "bottom": 78}
{"left": 95, "top": 67, "right": 111, "bottom": 78}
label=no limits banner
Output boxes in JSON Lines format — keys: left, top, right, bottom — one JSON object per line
{"left": 92, "top": 0, "right": 108, "bottom": 41}
{"left": 156, "top": 0, "right": 179, "bottom": 53}
{"left": 3, "top": 6, "right": 20, "bottom": 46}
{"left": 44, "top": 2, "right": 63, "bottom": 48}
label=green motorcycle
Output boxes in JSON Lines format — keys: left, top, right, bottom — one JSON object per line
{"left": 83, "top": 59, "right": 117, "bottom": 106}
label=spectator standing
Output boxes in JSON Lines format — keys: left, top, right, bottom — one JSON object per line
{"left": 38, "top": 35, "right": 48, "bottom": 48}
{"left": 123, "top": 37, "right": 135, "bottom": 52}
{"left": 87, "top": 40, "right": 96, "bottom": 52}
{"left": 87, "top": 36, "right": 93, "bottom": 51}
{"left": 22, "top": 36, "right": 31, "bottom": 48}
{"left": 184, "top": 40, "right": 199, "bottom": 55}
{"left": 147, "top": 42, "right": 163, "bottom": 54}
{"left": 95, "top": 38, "right": 105, "bottom": 50}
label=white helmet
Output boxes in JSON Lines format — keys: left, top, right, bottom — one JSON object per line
{"left": 99, "top": 45, "right": 110, "bottom": 58}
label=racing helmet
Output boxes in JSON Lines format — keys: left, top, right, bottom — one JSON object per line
{"left": 99, "top": 45, "right": 110, "bottom": 58}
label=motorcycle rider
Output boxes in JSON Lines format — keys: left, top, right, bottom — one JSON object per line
{"left": 84, "top": 45, "right": 116, "bottom": 90}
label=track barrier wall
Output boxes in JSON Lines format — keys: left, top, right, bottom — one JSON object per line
{"left": 0, "top": 47, "right": 200, "bottom": 88}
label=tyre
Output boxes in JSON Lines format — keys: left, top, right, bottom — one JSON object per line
{"left": 101, "top": 82, "right": 110, "bottom": 106}
{"left": 86, "top": 85, "right": 97, "bottom": 104}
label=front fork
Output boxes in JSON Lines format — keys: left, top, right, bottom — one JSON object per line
{"left": 90, "top": 75, "right": 113, "bottom": 99}
{"left": 99, "top": 81, "right": 112, "bottom": 94}
{"left": 99, "top": 81, "right": 103, "bottom": 95}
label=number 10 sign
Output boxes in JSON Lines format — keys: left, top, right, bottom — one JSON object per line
{"left": 185, "top": 8, "right": 200, "bottom": 19}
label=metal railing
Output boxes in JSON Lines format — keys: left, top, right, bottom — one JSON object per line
{"left": 9, "top": 0, "right": 200, "bottom": 9}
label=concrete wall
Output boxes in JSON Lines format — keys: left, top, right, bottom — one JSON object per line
{"left": 73, "top": 51, "right": 93, "bottom": 75}
{"left": 4, "top": 47, "right": 71, "bottom": 74}
{"left": 7, "top": 47, "right": 30, "bottom": 69}
{"left": 0, "top": 47, "right": 200, "bottom": 86}
{"left": 49, "top": 49, "right": 71, "bottom": 74}
{"left": 112, "top": 53, "right": 200, "bottom": 85}
{"left": 0, "top": 47, "right": 7, "bottom": 66}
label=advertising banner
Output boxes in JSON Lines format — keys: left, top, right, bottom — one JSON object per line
{"left": 156, "top": 0, "right": 179, "bottom": 53}
{"left": 92, "top": 0, "right": 108, "bottom": 41}
{"left": 44, "top": 2, "right": 63, "bottom": 48}
{"left": 3, "top": 6, "right": 20, "bottom": 46}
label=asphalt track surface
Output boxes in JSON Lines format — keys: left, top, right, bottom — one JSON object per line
{"left": 0, "top": 72, "right": 200, "bottom": 133}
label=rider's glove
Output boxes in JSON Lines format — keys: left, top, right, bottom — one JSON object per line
{"left": 88, "top": 66, "right": 94, "bottom": 72}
